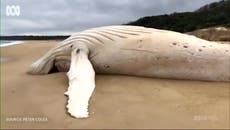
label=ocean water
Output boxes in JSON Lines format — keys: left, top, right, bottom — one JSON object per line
{"left": 0, "top": 40, "right": 24, "bottom": 47}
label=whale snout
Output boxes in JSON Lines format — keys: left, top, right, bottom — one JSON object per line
{"left": 27, "top": 57, "right": 54, "bottom": 75}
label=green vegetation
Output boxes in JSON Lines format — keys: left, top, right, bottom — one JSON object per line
{"left": 126, "top": 0, "right": 230, "bottom": 32}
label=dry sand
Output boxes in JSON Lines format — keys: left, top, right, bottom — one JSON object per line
{"left": 1, "top": 41, "right": 229, "bottom": 129}
{"left": 187, "top": 27, "right": 230, "bottom": 42}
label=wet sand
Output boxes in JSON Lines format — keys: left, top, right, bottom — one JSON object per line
{"left": 1, "top": 41, "right": 229, "bottom": 129}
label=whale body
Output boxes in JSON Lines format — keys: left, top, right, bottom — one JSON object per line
{"left": 29, "top": 26, "right": 230, "bottom": 82}
{"left": 28, "top": 26, "right": 230, "bottom": 118}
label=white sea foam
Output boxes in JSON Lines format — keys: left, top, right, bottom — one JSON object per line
{"left": 0, "top": 41, "right": 24, "bottom": 47}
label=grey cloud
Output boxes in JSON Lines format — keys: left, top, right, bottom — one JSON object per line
{"left": 1, "top": 0, "right": 220, "bottom": 35}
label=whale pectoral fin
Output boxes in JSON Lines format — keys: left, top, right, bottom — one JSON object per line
{"left": 66, "top": 47, "right": 95, "bottom": 118}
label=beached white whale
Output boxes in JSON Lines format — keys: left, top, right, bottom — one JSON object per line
{"left": 28, "top": 26, "right": 230, "bottom": 118}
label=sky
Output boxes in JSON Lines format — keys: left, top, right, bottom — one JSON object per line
{"left": 1, "top": 0, "right": 220, "bottom": 35}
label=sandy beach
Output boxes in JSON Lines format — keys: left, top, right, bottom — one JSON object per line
{"left": 1, "top": 41, "right": 229, "bottom": 129}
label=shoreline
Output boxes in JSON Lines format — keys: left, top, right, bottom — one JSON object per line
{"left": 0, "top": 40, "right": 62, "bottom": 48}
{"left": 0, "top": 41, "right": 25, "bottom": 47}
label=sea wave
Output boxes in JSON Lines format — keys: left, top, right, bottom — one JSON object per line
{"left": 0, "top": 41, "right": 24, "bottom": 47}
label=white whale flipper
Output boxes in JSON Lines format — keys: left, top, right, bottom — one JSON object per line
{"left": 66, "top": 47, "right": 95, "bottom": 118}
